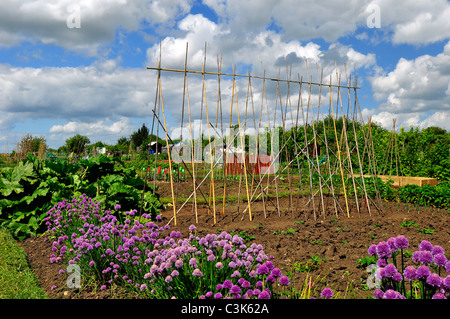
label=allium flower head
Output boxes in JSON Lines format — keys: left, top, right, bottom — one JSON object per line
{"left": 383, "top": 289, "right": 400, "bottom": 299}
{"left": 394, "top": 235, "right": 409, "bottom": 250}
{"left": 434, "top": 253, "right": 447, "bottom": 267}
{"left": 230, "top": 285, "right": 241, "bottom": 295}
{"left": 415, "top": 265, "right": 431, "bottom": 280}
{"left": 258, "top": 290, "right": 270, "bottom": 299}
{"left": 384, "top": 264, "right": 397, "bottom": 278}
{"left": 403, "top": 266, "right": 416, "bottom": 280}
{"left": 432, "top": 293, "right": 447, "bottom": 299}
{"left": 392, "top": 272, "right": 403, "bottom": 283}
{"left": 368, "top": 244, "right": 377, "bottom": 256}
{"left": 279, "top": 276, "right": 290, "bottom": 286}
{"left": 387, "top": 237, "right": 397, "bottom": 252}
{"left": 432, "top": 245, "right": 444, "bottom": 256}
{"left": 419, "top": 240, "right": 433, "bottom": 252}
{"left": 223, "top": 280, "right": 233, "bottom": 289}
{"left": 418, "top": 250, "right": 433, "bottom": 265}
{"left": 192, "top": 268, "right": 203, "bottom": 277}
{"left": 426, "top": 273, "right": 442, "bottom": 287}
{"left": 320, "top": 288, "right": 333, "bottom": 299}
{"left": 376, "top": 241, "right": 391, "bottom": 258}
{"left": 443, "top": 275, "right": 450, "bottom": 290}
{"left": 373, "top": 289, "right": 384, "bottom": 299}
{"left": 271, "top": 268, "right": 282, "bottom": 278}
{"left": 257, "top": 264, "right": 269, "bottom": 275}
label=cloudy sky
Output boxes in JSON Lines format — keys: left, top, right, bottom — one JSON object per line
{"left": 0, "top": 0, "right": 449, "bottom": 151}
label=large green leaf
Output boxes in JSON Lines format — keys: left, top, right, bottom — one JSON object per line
{"left": 0, "top": 178, "right": 23, "bottom": 196}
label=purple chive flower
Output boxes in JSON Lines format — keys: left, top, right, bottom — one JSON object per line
{"left": 242, "top": 280, "right": 251, "bottom": 289}
{"left": 114, "top": 204, "right": 121, "bottom": 210}
{"left": 230, "top": 285, "right": 241, "bottom": 295}
{"left": 258, "top": 290, "right": 270, "bottom": 299}
{"left": 279, "top": 276, "right": 290, "bottom": 286}
{"left": 394, "top": 235, "right": 409, "bottom": 250}
{"left": 446, "top": 261, "right": 450, "bottom": 273}
{"left": 392, "top": 272, "right": 403, "bottom": 283}
{"left": 368, "top": 244, "right": 377, "bottom": 256}
{"left": 189, "top": 225, "right": 196, "bottom": 232}
{"left": 223, "top": 280, "right": 233, "bottom": 289}
{"left": 192, "top": 268, "right": 203, "bottom": 277}
{"left": 418, "top": 251, "right": 433, "bottom": 265}
{"left": 443, "top": 276, "right": 450, "bottom": 290}
{"left": 434, "top": 253, "right": 447, "bottom": 267}
{"left": 432, "top": 245, "right": 444, "bottom": 256}
{"left": 416, "top": 265, "right": 431, "bottom": 280}
{"left": 320, "top": 288, "right": 333, "bottom": 299}
{"left": 189, "top": 257, "right": 197, "bottom": 268}
{"left": 387, "top": 237, "right": 397, "bottom": 252}
{"left": 419, "top": 240, "right": 433, "bottom": 252}
{"left": 412, "top": 251, "right": 421, "bottom": 263}
{"left": 384, "top": 264, "right": 397, "bottom": 278}
{"left": 140, "top": 284, "right": 148, "bottom": 291}
{"left": 257, "top": 264, "right": 269, "bottom": 275}
{"left": 376, "top": 241, "right": 391, "bottom": 258}
{"left": 175, "top": 259, "right": 183, "bottom": 268}
{"left": 383, "top": 289, "right": 399, "bottom": 299}
{"left": 426, "top": 273, "right": 442, "bottom": 287}
{"left": 432, "top": 293, "right": 447, "bottom": 299}
{"left": 376, "top": 258, "right": 387, "bottom": 267}
{"left": 373, "top": 289, "right": 384, "bottom": 299}
{"left": 264, "top": 261, "right": 274, "bottom": 271}
{"left": 205, "top": 291, "right": 213, "bottom": 298}
{"left": 266, "top": 275, "right": 276, "bottom": 284}
{"left": 171, "top": 270, "right": 179, "bottom": 277}
{"left": 403, "top": 266, "right": 416, "bottom": 280}
{"left": 214, "top": 292, "right": 223, "bottom": 299}
{"left": 271, "top": 268, "right": 282, "bottom": 278}
{"left": 216, "top": 262, "right": 223, "bottom": 269}
{"left": 165, "top": 275, "right": 173, "bottom": 283}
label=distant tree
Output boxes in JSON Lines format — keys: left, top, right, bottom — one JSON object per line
{"left": 66, "top": 134, "right": 90, "bottom": 155}
{"left": 117, "top": 136, "right": 130, "bottom": 146}
{"left": 130, "top": 123, "right": 149, "bottom": 149}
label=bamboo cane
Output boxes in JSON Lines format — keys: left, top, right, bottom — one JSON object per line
{"left": 157, "top": 64, "right": 177, "bottom": 225}
{"left": 345, "top": 71, "right": 371, "bottom": 216}
{"left": 308, "top": 73, "right": 326, "bottom": 219}
{"left": 201, "top": 43, "right": 217, "bottom": 225}
{"left": 233, "top": 65, "right": 253, "bottom": 221}
{"left": 329, "top": 75, "right": 350, "bottom": 218}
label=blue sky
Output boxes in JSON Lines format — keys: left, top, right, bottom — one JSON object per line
{"left": 0, "top": 0, "right": 449, "bottom": 151}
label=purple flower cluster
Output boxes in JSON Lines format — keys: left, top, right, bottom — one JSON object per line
{"left": 44, "top": 195, "right": 293, "bottom": 299}
{"left": 369, "top": 236, "right": 450, "bottom": 299}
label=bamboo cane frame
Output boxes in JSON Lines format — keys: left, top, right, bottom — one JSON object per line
{"left": 145, "top": 47, "right": 392, "bottom": 224}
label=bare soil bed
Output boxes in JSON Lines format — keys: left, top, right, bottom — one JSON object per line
{"left": 19, "top": 180, "right": 450, "bottom": 299}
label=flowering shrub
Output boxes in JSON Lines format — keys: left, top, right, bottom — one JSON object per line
{"left": 44, "top": 194, "right": 334, "bottom": 299}
{"left": 367, "top": 235, "right": 450, "bottom": 299}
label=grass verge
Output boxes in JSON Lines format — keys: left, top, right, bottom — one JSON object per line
{"left": 0, "top": 228, "right": 48, "bottom": 299}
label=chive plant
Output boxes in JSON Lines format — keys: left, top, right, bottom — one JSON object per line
{"left": 44, "top": 194, "right": 334, "bottom": 299}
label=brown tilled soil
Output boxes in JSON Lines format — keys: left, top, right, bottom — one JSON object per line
{"left": 19, "top": 180, "right": 450, "bottom": 299}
